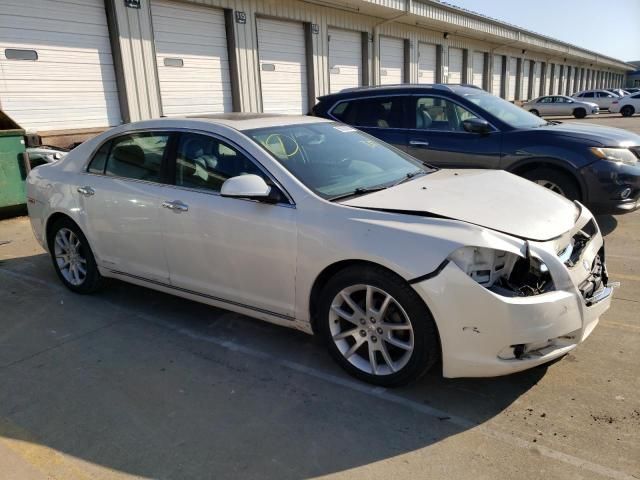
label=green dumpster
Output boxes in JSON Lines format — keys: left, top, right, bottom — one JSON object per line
{"left": 0, "top": 111, "right": 27, "bottom": 210}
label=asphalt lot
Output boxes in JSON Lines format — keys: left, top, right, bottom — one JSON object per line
{"left": 0, "top": 114, "right": 639, "bottom": 480}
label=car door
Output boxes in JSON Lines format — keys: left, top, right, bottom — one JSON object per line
{"left": 80, "top": 131, "right": 173, "bottom": 282}
{"left": 536, "top": 96, "right": 554, "bottom": 115}
{"left": 404, "top": 95, "right": 502, "bottom": 168}
{"left": 596, "top": 91, "right": 616, "bottom": 109}
{"left": 329, "top": 96, "right": 408, "bottom": 151}
{"left": 159, "top": 131, "right": 297, "bottom": 319}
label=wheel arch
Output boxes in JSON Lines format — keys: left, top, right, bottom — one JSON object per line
{"left": 508, "top": 157, "right": 586, "bottom": 202}
{"left": 45, "top": 212, "right": 86, "bottom": 250}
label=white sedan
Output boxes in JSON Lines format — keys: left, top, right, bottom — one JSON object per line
{"left": 26, "top": 114, "right": 614, "bottom": 386}
{"left": 609, "top": 92, "right": 640, "bottom": 117}
{"left": 522, "top": 95, "right": 599, "bottom": 118}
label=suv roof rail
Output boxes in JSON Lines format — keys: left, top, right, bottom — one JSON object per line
{"left": 318, "top": 83, "right": 485, "bottom": 99}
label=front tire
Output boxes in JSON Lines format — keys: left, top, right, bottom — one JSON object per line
{"left": 47, "top": 217, "right": 103, "bottom": 294}
{"left": 523, "top": 167, "right": 580, "bottom": 201}
{"left": 529, "top": 109, "right": 540, "bottom": 116}
{"left": 317, "top": 265, "right": 440, "bottom": 387}
{"left": 621, "top": 105, "right": 635, "bottom": 117}
{"left": 573, "top": 108, "right": 586, "bottom": 119}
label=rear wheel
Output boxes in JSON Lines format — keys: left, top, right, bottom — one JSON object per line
{"left": 47, "top": 217, "right": 103, "bottom": 293}
{"left": 529, "top": 109, "right": 540, "bottom": 116}
{"left": 573, "top": 108, "right": 586, "bottom": 119}
{"left": 317, "top": 265, "right": 440, "bottom": 387}
{"left": 621, "top": 105, "right": 635, "bottom": 117}
{"left": 523, "top": 167, "right": 580, "bottom": 201}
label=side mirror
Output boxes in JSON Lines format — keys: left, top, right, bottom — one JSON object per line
{"left": 461, "top": 117, "right": 491, "bottom": 135}
{"left": 220, "top": 174, "right": 277, "bottom": 203}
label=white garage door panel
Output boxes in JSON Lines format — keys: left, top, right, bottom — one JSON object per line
{"left": 448, "top": 47, "right": 463, "bottom": 84}
{"left": 152, "top": 0, "right": 231, "bottom": 116}
{"left": 492, "top": 55, "right": 503, "bottom": 97}
{"left": 258, "top": 18, "right": 307, "bottom": 114}
{"left": 472, "top": 52, "right": 484, "bottom": 88}
{"left": 379, "top": 37, "right": 404, "bottom": 85}
{"left": 533, "top": 62, "right": 541, "bottom": 97}
{"left": 0, "top": 0, "right": 121, "bottom": 131}
{"left": 507, "top": 57, "right": 517, "bottom": 101}
{"left": 418, "top": 43, "right": 437, "bottom": 84}
{"left": 328, "top": 28, "right": 361, "bottom": 93}
{"left": 522, "top": 60, "right": 530, "bottom": 100}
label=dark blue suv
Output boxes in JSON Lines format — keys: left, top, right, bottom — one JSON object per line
{"left": 312, "top": 84, "right": 640, "bottom": 214}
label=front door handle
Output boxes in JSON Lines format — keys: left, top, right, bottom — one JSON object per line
{"left": 77, "top": 186, "right": 95, "bottom": 196}
{"left": 409, "top": 140, "right": 430, "bottom": 147}
{"left": 162, "top": 200, "right": 189, "bottom": 213}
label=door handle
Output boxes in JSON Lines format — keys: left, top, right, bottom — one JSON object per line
{"left": 77, "top": 186, "right": 95, "bottom": 196}
{"left": 409, "top": 140, "right": 430, "bottom": 147}
{"left": 162, "top": 200, "right": 189, "bottom": 213}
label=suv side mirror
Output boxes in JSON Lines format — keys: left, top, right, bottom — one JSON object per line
{"left": 220, "top": 174, "right": 277, "bottom": 203}
{"left": 461, "top": 118, "right": 491, "bottom": 135}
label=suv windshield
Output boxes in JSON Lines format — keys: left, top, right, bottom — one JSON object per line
{"left": 246, "top": 122, "right": 434, "bottom": 199}
{"left": 464, "top": 92, "right": 547, "bottom": 128}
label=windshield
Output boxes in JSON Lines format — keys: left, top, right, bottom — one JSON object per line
{"left": 465, "top": 93, "right": 547, "bottom": 128}
{"left": 246, "top": 122, "right": 434, "bottom": 199}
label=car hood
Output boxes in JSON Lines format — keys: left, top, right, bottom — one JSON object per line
{"left": 535, "top": 122, "right": 640, "bottom": 146}
{"left": 341, "top": 170, "right": 578, "bottom": 242}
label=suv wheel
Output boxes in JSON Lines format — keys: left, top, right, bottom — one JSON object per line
{"left": 523, "top": 168, "right": 580, "bottom": 201}
{"left": 621, "top": 105, "right": 635, "bottom": 117}
{"left": 318, "top": 265, "right": 440, "bottom": 387}
{"left": 48, "top": 217, "right": 103, "bottom": 293}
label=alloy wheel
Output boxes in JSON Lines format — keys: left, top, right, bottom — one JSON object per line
{"left": 329, "top": 284, "right": 414, "bottom": 376}
{"left": 535, "top": 179, "right": 566, "bottom": 196}
{"left": 53, "top": 228, "right": 87, "bottom": 286}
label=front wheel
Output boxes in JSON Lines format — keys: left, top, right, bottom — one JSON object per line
{"left": 523, "top": 167, "right": 580, "bottom": 201}
{"left": 573, "top": 108, "right": 586, "bottom": 119}
{"left": 48, "top": 217, "right": 103, "bottom": 293}
{"left": 317, "top": 266, "right": 440, "bottom": 386}
{"left": 529, "top": 109, "right": 540, "bottom": 116}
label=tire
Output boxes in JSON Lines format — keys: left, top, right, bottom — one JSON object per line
{"left": 621, "top": 105, "right": 635, "bottom": 117}
{"left": 47, "top": 217, "right": 103, "bottom": 294}
{"left": 523, "top": 167, "right": 580, "bottom": 201}
{"left": 573, "top": 108, "right": 586, "bottom": 119}
{"left": 317, "top": 265, "right": 440, "bottom": 387}
{"left": 529, "top": 109, "right": 540, "bottom": 116}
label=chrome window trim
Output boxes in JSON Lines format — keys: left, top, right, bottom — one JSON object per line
{"left": 326, "top": 92, "right": 500, "bottom": 134}
{"left": 81, "top": 127, "right": 296, "bottom": 206}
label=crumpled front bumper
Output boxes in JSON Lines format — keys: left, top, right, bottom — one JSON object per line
{"left": 412, "top": 207, "right": 614, "bottom": 378}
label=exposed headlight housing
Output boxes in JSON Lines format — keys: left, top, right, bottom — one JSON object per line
{"left": 448, "top": 246, "right": 554, "bottom": 297}
{"left": 590, "top": 147, "right": 637, "bottom": 165}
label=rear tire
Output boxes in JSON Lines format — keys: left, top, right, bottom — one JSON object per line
{"left": 529, "top": 109, "right": 540, "bottom": 116}
{"left": 621, "top": 105, "right": 635, "bottom": 117}
{"left": 47, "top": 217, "right": 103, "bottom": 294}
{"left": 523, "top": 167, "right": 580, "bottom": 201}
{"left": 573, "top": 108, "right": 586, "bottom": 119}
{"left": 317, "top": 265, "right": 440, "bottom": 387}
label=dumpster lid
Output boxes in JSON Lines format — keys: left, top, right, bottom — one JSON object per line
{"left": 0, "top": 110, "right": 25, "bottom": 135}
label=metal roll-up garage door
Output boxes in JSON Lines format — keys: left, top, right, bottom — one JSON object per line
{"left": 257, "top": 18, "right": 307, "bottom": 114}
{"left": 471, "top": 52, "right": 484, "bottom": 88}
{"left": 0, "top": 0, "right": 121, "bottom": 131}
{"left": 418, "top": 43, "right": 437, "bottom": 84}
{"left": 379, "top": 36, "right": 404, "bottom": 85}
{"left": 545, "top": 65, "right": 552, "bottom": 95}
{"left": 507, "top": 57, "right": 517, "bottom": 101}
{"left": 448, "top": 47, "right": 463, "bottom": 84}
{"left": 492, "top": 55, "right": 503, "bottom": 97}
{"left": 522, "top": 60, "right": 530, "bottom": 100}
{"left": 533, "top": 62, "right": 542, "bottom": 97}
{"left": 552, "top": 65, "right": 560, "bottom": 94}
{"left": 328, "top": 27, "right": 362, "bottom": 93}
{"left": 151, "top": 0, "right": 231, "bottom": 116}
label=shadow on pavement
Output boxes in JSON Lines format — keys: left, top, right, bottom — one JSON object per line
{"left": 595, "top": 214, "right": 618, "bottom": 236}
{"left": 0, "top": 253, "right": 547, "bottom": 479}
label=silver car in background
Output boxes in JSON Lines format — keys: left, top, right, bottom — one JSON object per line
{"left": 572, "top": 89, "right": 620, "bottom": 111}
{"left": 523, "top": 95, "right": 599, "bottom": 118}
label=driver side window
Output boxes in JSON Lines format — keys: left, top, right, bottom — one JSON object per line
{"left": 174, "top": 133, "right": 266, "bottom": 192}
{"left": 415, "top": 97, "right": 479, "bottom": 131}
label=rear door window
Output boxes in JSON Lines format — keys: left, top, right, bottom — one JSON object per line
{"left": 330, "top": 97, "right": 405, "bottom": 128}
{"left": 104, "top": 133, "right": 169, "bottom": 182}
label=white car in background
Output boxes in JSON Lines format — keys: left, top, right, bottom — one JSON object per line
{"left": 572, "top": 89, "right": 620, "bottom": 111}
{"left": 26, "top": 115, "right": 613, "bottom": 386}
{"left": 609, "top": 92, "right": 640, "bottom": 117}
{"left": 523, "top": 95, "right": 599, "bottom": 118}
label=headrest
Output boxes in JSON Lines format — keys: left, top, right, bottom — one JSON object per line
{"left": 112, "top": 144, "right": 145, "bottom": 166}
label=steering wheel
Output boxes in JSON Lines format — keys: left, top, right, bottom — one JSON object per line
{"left": 264, "top": 134, "right": 307, "bottom": 164}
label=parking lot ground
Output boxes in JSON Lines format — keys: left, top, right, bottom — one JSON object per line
{"left": 1, "top": 115, "right": 639, "bottom": 480}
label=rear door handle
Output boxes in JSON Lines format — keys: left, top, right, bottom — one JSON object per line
{"left": 409, "top": 140, "right": 430, "bottom": 147}
{"left": 162, "top": 200, "right": 189, "bottom": 213}
{"left": 77, "top": 186, "right": 95, "bottom": 196}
